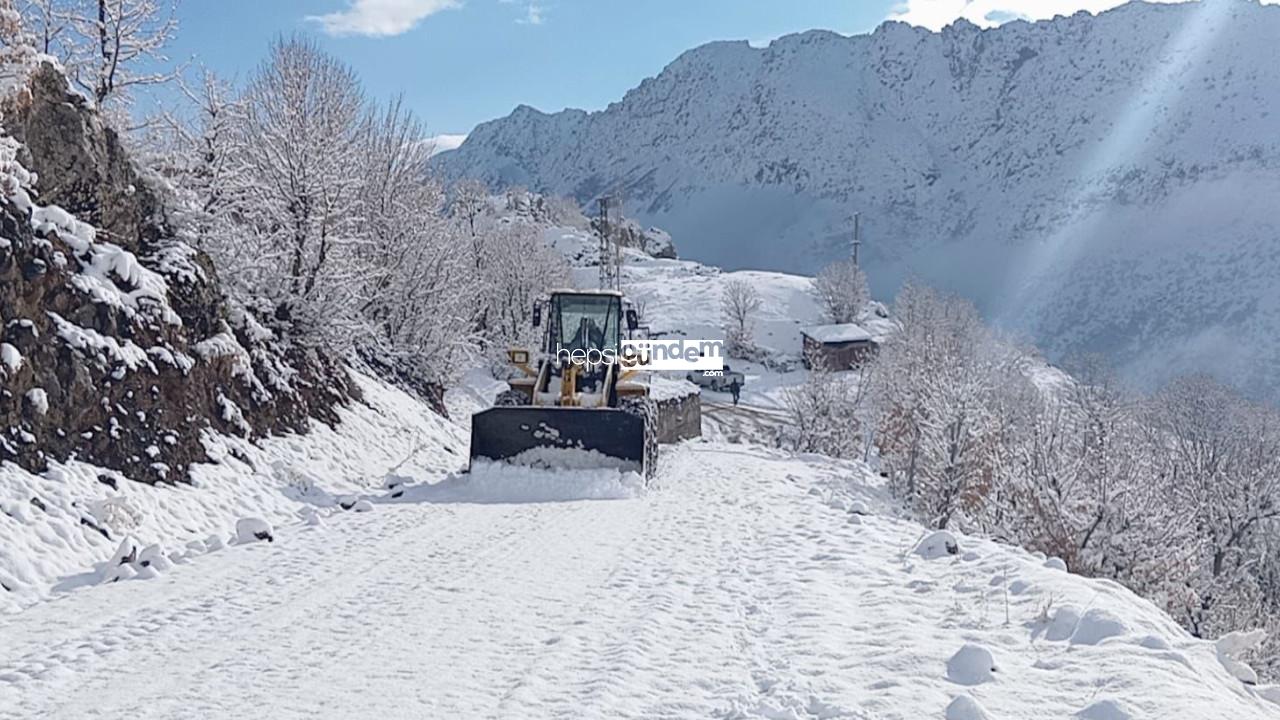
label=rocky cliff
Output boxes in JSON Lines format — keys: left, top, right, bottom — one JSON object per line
{"left": 0, "top": 63, "right": 354, "bottom": 484}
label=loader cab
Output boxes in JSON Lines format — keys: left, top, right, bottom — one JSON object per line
{"left": 540, "top": 290, "right": 626, "bottom": 356}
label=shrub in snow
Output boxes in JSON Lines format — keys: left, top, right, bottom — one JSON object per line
{"left": 1070, "top": 608, "right": 1128, "bottom": 646}
{"left": 946, "top": 643, "right": 996, "bottom": 686}
{"left": 351, "top": 499, "right": 374, "bottom": 513}
{"left": 914, "top": 530, "right": 960, "bottom": 560}
{"left": 1043, "top": 557, "right": 1067, "bottom": 572}
{"left": 235, "top": 517, "right": 274, "bottom": 544}
{"left": 945, "top": 694, "right": 992, "bottom": 720}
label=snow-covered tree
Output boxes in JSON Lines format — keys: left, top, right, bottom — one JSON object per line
{"left": 784, "top": 349, "right": 869, "bottom": 459}
{"left": 58, "top": 0, "right": 179, "bottom": 109}
{"left": 1145, "top": 375, "right": 1280, "bottom": 642}
{"left": 722, "top": 278, "right": 761, "bottom": 356}
{"left": 229, "top": 35, "right": 369, "bottom": 346}
{"left": 356, "top": 96, "right": 475, "bottom": 382}
{"left": 813, "top": 257, "right": 869, "bottom": 324}
{"left": 475, "top": 219, "right": 566, "bottom": 355}
{"left": 1, "top": 0, "right": 38, "bottom": 96}
{"left": 451, "top": 178, "right": 487, "bottom": 239}
{"left": 873, "top": 283, "right": 1029, "bottom": 530}
{"left": 17, "top": 0, "right": 68, "bottom": 56}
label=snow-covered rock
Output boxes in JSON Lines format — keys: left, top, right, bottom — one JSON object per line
{"left": 235, "top": 517, "right": 274, "bottom": 544}
{"left": 914, "top": 530, "right": 960, "bottom": 560}
{"left": 946, "top": 694, "right": 992, "bottom": 720}
{"left": 137, "top": 544, "right": 172, "bottom": 572}
{"left": 946, "top": 643, "right": 997, "bottom": 686}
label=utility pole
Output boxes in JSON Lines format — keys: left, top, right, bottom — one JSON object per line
{"left": 852, "top": 212, "right": 862, "bottom": 267}
{"left": 597, "top": 195, "right": 621, "bottom": 291}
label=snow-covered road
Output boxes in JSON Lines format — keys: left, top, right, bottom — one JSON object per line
{"left": 1, "top": 443, "right": 1275, "bottom": 719}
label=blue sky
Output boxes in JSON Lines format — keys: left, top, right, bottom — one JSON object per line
{"left": 161, "top": 1, "right": 1200, "bottom": 138}
{"left": 164, "top": 0, "right": 897, "bottom": 137}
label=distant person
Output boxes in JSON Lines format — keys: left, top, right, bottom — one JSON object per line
{"left": 729, "top": 378, "right": 742, "bottom": 406}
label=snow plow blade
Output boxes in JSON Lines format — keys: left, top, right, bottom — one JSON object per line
{"left": 469, "top": 406, "right": 648, "bottom": 474}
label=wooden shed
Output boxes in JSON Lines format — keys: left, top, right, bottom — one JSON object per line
{"left": 800, "top": 323, "right": 878, "bottom": 370}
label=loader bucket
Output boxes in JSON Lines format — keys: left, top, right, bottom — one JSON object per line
{"left": 469, "top": 406, "right": 648, "bottom": 474}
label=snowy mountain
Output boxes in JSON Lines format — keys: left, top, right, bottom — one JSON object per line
{"left": 435, "top": 0, "right": 1280, "bottom": 398}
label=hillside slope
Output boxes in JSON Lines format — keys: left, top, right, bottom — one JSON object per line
{"left": 436, "top": 0, "right": 1280, "bottom": 398}
{"left": 0, "top": 63, "right": 354, "bottom": 483}
{"left": 2, "top": 442, "right": 1276, "bottom": 718}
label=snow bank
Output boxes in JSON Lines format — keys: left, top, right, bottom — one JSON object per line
{"left": 0, "top": 372, "right": 466, "bottom": 612}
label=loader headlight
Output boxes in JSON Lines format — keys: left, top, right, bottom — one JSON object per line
{"left": 508, "top": 349, "right": 529, "bottom": 365}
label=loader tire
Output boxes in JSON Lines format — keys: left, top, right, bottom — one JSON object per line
{"left": 494, "top": 389, "right": 526, "bottom": 407}
{"left": 620, "top": 395, "right": 659, "bottom": 483}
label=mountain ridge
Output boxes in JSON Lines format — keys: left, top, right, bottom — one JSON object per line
{"left": 436, "top": 0, "right": 1280, "bottom": 397}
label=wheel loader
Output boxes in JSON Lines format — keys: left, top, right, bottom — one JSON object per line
{"left": 469, "top": 289, "right": 658, "bottom": 478}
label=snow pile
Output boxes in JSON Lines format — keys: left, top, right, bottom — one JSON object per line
{"left": 503, "top": 445, "right": 641, "bottom": 473}
{"left": 397, "top": 460, "right": 643, "bottom": 505}
{"left": 644, "top": 374, "right": 699, "bottom": 402}
{"left": 1219, "top": 630, "right": 1269, "bottom": 685}
{"left": 0, "top": 372, "right": 465, "bottom": 612}
{"left": 945, "top": 695, "right": 992, "bottom": 720}
{"left": 1070, "top": 608, "right": 1130, "bottom": 646}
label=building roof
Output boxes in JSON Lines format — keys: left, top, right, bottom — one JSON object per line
{"left": 801, "top": 323, "right": 874, "bottom": 344}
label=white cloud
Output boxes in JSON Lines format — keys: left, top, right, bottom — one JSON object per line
{"left": 309, "top": 0, "right": 461, "bottom": 37}
{"left": 426, "top": 133, "right": 468, "bottom": 156}
{"left": 518, "top": 3, "right": 545, "bottom": 25}
{"left": 500, "top": 0, "right": 546, "bottom": 25}
{"left": 887, "top": 0, "right": 1195, "bottom": 31}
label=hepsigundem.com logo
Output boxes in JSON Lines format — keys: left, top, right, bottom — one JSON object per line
{"left": 556, "top": 339, "right": 724, "bottom": 371}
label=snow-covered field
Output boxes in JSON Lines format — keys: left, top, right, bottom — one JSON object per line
{"left": 0, "top": 373, "right": 468, "bottom": 613}
{"left": 2, "top": 441, "right": 1275, "bottom": 719}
